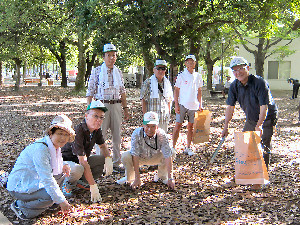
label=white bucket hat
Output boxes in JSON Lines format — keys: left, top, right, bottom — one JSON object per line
{"left": 47, "top": 115, "right": 75, "bottom": 142}
{"left": 185, "top": 54, "right": 196, "bottom": 61}
{"left": 143, "top": 111, "right": 159, "bottom": 125}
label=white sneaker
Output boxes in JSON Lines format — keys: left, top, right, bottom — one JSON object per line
{"left": 116, "top": 177, "right": 127, "bottom": 185}
{"left": 184, "top": 147, "right": 195, "bottom": 156}
{"left": 153, "top": 174, "right": 168, "bottom": 184}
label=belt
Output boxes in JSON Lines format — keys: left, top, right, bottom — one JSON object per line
{"left": 102, "top": 99, "right": 122, "bottom": 104}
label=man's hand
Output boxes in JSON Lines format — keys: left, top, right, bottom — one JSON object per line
{"left": 103, "top": 157, "right": 113, "bottom": 176}
{"left": 221, "top": 127, "right": 229, "bottom": 138}
{"left": 131, "top": 177, "right": 141, "bottom": 190}
{"left": 62, "top": 164, "right": 71, "bottom": 177}
{"left": 90, "top": 184, "right": 102, "bottom": 202}
{"left": 167, "top": 179, "right": 175, "bottom": 190}
{"left": 198, "top": 106, "right": 203, "bottom": 112}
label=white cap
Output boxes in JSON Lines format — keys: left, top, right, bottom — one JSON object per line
{"left": 87, "top": 100, "right": 108, "bottom": 112}
{"left": 185, "top": 54, "right": 196, "bottom": 61}
{"left": 103, "top": 43, "right": 117, "bottom": 53}
{"left": 230, "top": 57, "right": 248, "bottom": 68}
{"left": 143, "top": 111, "right": 159, "bottom": 125}
{"left": 155, "top": 59, "right": 167, "bottom": 67}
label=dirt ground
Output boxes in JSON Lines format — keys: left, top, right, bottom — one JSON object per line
{"left": 0, "top": 85, "right": 299, "bottom": 224}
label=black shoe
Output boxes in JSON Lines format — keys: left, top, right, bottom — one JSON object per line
{"left": 10, "top": 201, "right": 29, "bottom": 220}
{"left": 113, "top": 166, "right": 125, "bottom": 173}
{"left": 48, "top": 203, "right": 60, "bottom": 211}
{"left": 148, "top": 165, "right": 158, "bottom": 171}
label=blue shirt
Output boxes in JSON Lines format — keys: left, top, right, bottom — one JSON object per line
{"left": 7, "top": 136, "right": 66, "bottom": 204}
{"left": 226, "top": 75, "right": 277, "bottom": 122}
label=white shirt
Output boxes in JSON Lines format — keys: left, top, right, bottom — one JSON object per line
{"left": 175, "top": 68, "right": 203, "bottom": 110}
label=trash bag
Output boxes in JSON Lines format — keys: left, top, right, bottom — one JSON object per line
{"left": 234, "top": 131, "right": 269, "bottom": 185}
{"left": 193, "top": 110, "right": 212, "bottom": 144}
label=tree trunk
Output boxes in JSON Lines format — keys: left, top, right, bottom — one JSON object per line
{"left": 38, "top": 63, "right": 43, "bottom": 86}
{"left": 75, "top": 32, "right": 86, "bottom": 92}
{"left": 23, "top": 61, "right": 27, "bottom": 80}
{"left": 59, "top": 41, "right": 68, "bottom": 87}
{"left": 141, "top": 42, "right": 154, "bottom": 79}
{"left": 13, "top": 58, "right": 22, "bottom": 91}
{"left": 0, "top": 61, "right": 2, "bottom": 86}
{"left": 206, "top": 62, "right": 214, "bottom": 90}
{"left": 85, "top": 51, "right": 96, "bottom": 83}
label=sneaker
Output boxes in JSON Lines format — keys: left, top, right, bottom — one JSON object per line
{"left": 113, "top": 166, "right": 125, "bottom": 174}
{"left": 148, "top": 165, "right": 158, "bottom": 171}
{"left": 116, "top": 177, "right": 128, "bottom": 185}
{"left": 48, "top": 203, "right": 60, "bottom": 211}
{"left": 62, "top": 180, "right": 74, "bottom": 197}
{"left": 184, "top": 147, "right": 195, "bottom": 156}
{"left": 10, "top": 201, "right": 29, "bottom": 220}
{"left": 76, "top": 180, "right": 90, "bottom": 190}
{"left": 153, "top": 174, "right": 168, "bottom": 185}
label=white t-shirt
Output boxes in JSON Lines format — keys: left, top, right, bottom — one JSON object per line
{"left": 175, "top": 68, "right": 203, "bottom": 110}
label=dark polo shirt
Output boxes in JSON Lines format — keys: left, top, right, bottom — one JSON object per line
{"left": 62, "top": 119, "right": 105, "bottom": 163}
{"left": 226, "top": 74, "right": 277, "bottom": 122}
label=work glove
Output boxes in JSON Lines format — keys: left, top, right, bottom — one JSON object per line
{"left": 103, "top": 157, "right": 113, "bottom": 176}
{"left": 90, "top": 184, "right": 102, "bottom": 203}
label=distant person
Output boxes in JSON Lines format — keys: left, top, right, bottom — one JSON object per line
{"left": 221, "top": 57, "right": 278, "bottom": 190}
{"left": 117, "top": 112, "right": 176, "bottom": 190}
{"left": 140, "top": 59, "right": 173, "bottom": 132}
{"left": 172, "top": 54, "right": 203, "bottom": 156}
{"left": 7, "top": 115, "right": 75, "bottom": 220}
{"left": 222, "top": 76, "right": 231, "bottom": 98}
{"left": 287, "top": 78, "right": 300, "bottom": 99}
{"left": 86, "top": 43, "right": 130, "bottom": 172}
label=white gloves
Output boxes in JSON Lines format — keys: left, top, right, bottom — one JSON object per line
{"left": 103, "top": 157, "right": 113, "bottom": 176}
{"left": 90, "top": 184, "right": 102, "bottom": 203}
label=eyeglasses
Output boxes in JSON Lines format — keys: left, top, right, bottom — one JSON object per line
{"left": 232, "top": 65, "right": 247, "bottom": 73}
{"left": 156, "top": 67, "right": 167, "bottom": 71}
{"left": 92, "top": 115, "right": 105, "bottom": 120}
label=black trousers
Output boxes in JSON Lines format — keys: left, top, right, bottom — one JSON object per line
{"left": 292, "top": 83, "right": 300, "bottom": 99}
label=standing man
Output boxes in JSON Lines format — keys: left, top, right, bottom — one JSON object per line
{"left": 140, "top": 59, "right": 173, "bottom": 132}
{"left": 86, "top": 43, "right": 130, "bottom": 172}
{"left": 222, "top": 76, "right": 232, "bottom": 99}
{"left": 61, "top": 100, "right": 113, "bottom": 202}
{"left": 117, "top": 112, "right": 176, "bottom": 190}
{"left": 221, "top": 57, "right": 278, "bottom": 188}
{"left": 172, "top": 55, "right": 203, "bottom": 156}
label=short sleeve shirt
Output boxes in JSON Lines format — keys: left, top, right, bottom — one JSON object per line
{"left": 61, "top": 120, "right": 105, "bottom": 163}
{"left": 226, "top": 74, "right": 277, "bottom": 122}
{"left": 130, "top": 127, "right": 172, "bottom": 159}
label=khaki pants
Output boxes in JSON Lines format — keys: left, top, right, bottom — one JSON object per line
{"left": 121, "top": 151, "right": 175, "bottom": 182}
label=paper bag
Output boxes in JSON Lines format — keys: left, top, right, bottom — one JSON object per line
{"left": 193, "top": 110, "right": 212, "bottom": 144}
{"left": 234, "top": 131, "right": 269, "bottom": 185}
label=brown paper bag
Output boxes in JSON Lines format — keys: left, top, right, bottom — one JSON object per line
{"left": 193, "top": 110, "right": 212, "bottom": 144}
{"left": 234, "top": 131, "right": 269, "bottom": 185}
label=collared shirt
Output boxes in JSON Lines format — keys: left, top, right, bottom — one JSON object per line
{"left": 140, "top": 76, "right": 170, "bottom": 124}
{"left": 175, "top": 68, "right": 203, "bottom": 110}
{"left": 226, "top": 74, "right": 278, "bottom": 122}
{"left": 7, "top": 136, "right": 66, "bottom": 204}
{"left": 130, "top": 127, "right": 172, "bottom": 159}
{"left": 61, "top": 119, "right": 105, "bottom": 163}
{"left": 86, "top": 64, "right": 126, "bottom": 100}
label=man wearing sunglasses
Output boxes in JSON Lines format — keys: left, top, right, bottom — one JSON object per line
{"left": 61, "top": 100, "right": 113, "bottom": 202}
{"left": 221, "top": 57, "right": 278, "bottom": 189}
{"left": 140, "top": 59, "right": 173, "bottom": 133}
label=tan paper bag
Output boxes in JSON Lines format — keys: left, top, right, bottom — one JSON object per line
{"left": 193, "top": 110, "right": 212, "bottom": 144}
{"left": 234, "top": 131, "right": 269, "bottom": 185}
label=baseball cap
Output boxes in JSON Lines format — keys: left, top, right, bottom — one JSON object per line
{"left": 103, "top": 43, "right": 117, "bottom": 53}
{"left": 143, "top": 111, "right": 159, "bottom": 125}
{"left": 185, "top": 54, "right": 196, "bottom": 61}
{"left": 155, "top": 59, "right": 167, "bottom": 67}
{"left": 230, "top": 57, "right": 248, "bottom": 68}
{"left": 46, "top": 115, "right": 75, "bottom": 142}
{"left": 87, "top": 100, "right": 108, "bottom": 112}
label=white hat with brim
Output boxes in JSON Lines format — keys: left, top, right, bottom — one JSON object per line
{"left": 230, "top": 57, "right": 248, "bottom": 68}
{"left": 155, "top": 59, "right": 167, "bottom": 67}
{"left": 87, "top": 100, "right": 108, "bottom": 112}
{"left": 46, "top": 115, "right": 75, "bottom": 142}
{"left": 143, "top": 111, "right": 159, "bottom": 125}
{"left": 185, "top": 54, "right": 196, "bottom": 61}
{"left": 103, "top": 43, "right": 117, "bottom": 53}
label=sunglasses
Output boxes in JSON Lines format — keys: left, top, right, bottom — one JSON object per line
{"left": 156, "top": 67, "right": 167, "bottom": 71}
